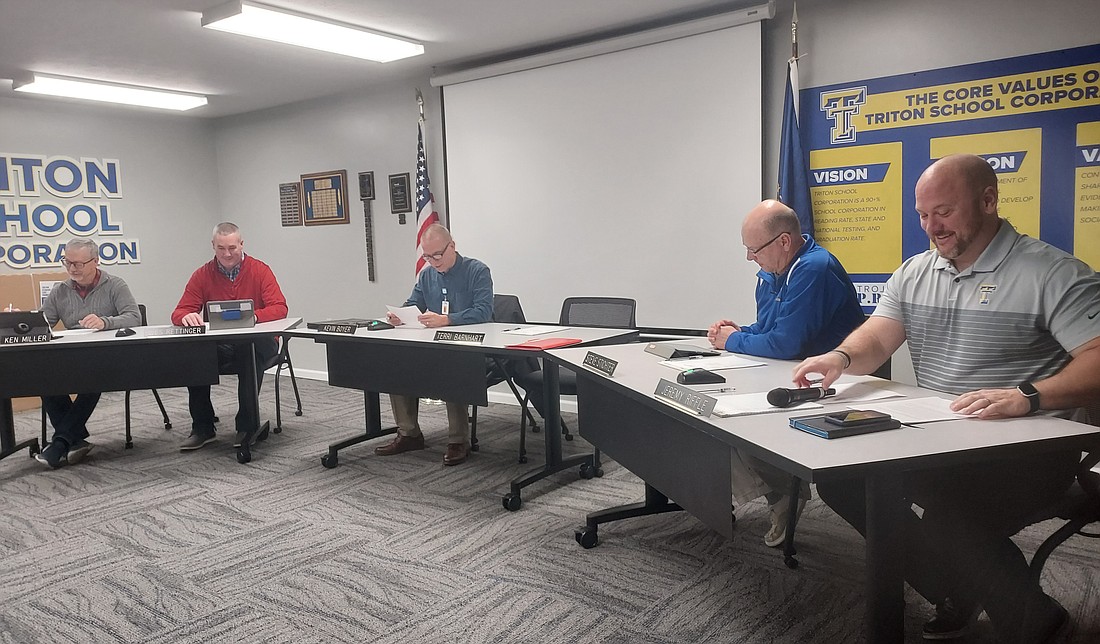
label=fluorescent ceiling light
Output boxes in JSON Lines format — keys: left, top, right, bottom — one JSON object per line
{"left": 201, "top": 1, "right": 424, "bottom": 63}
{"left": 12, "top": 73, "right": 208, "bottom": 111}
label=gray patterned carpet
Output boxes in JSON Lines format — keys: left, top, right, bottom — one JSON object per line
{"left": 1, "top": 376, "right": 1097, "bottom": 643}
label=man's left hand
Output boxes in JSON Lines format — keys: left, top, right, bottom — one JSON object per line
{"left": 710, "top": 325, "right": 737, "bottom": 350}
{"left": 418, "top": 312, "right": 450, "bottom": 328}
{"left": 79, "top": 314, "right": 106, "bottom": 330}
{"left": 951, "top": 388, "right": 1031, "bottom": 419}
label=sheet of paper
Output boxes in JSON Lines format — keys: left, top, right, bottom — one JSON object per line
{"left": 501, "top": 325, "right": 570, "bottom": 335}
{"left": 660, "top": 354, "right": 765, "bottom": 371}
{"left": 832, "top": 381, "right": 906, "bottom": 403}
{"left": 860, "top": 396, "right": 970, "bottom": 424}
{"left": 52, "top": 328, "right": 98, "bottom": 337}
{"left": 712, "top": 391, "right": 823, "bottom": 417}
{"left": 386, "top": 304, "right": 425, "bottom": 328}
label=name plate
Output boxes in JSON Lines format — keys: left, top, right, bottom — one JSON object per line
{"left": 318, "top": 323, "right": 357, "bottom": 334}
{"left": 1, "top": 333, "right": 50, "bottom": 345}
{"left": 148, "top": 326, "right": 207, "bottom": 336}
{"left": 582, "top": 351, "right": 618, "bottom": 377}
{"left": 653, "top": 378, "right": 717, "bottom": 417}
{"left": 434, "top": 330, "right": 485, "bottom": 344}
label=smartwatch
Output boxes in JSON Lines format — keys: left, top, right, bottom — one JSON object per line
{"left": 1017, "top": 382, "right": 1041, "bottom": 414}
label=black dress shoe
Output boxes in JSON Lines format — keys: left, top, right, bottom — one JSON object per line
{"left": 443, "top": 442, "right": 468, "bottom": 466}
{"left": 375, "top": 434, "right": 426, "bottom": 456}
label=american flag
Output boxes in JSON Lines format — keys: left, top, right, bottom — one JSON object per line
{"left": 414, "top": 120, "right": 440, "bottom": 274}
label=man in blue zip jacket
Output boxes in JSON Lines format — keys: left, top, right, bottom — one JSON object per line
{"left": 379, "top": 223, "right": 494, "bottom": 466}
{"left": 707, "top": 199, "right": 864, "bottom": 548}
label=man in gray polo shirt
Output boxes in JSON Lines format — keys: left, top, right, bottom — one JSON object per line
{"left": 792, "top": 154, "right": 1100, "bottom": 643}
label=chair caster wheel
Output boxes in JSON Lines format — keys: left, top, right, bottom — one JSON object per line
{"left": 470, "top": 444, "right": 480, "bottom": 452}
{"left": 164, "top": 423, "right": 172, "bottom": 430}
{"left": 125, "top": 442, "right": 134, "bottom": 450}
{"left": 273, "top": 426, "right": 282, "bottom": 434}
{"left": 295, "top": 410, "right": 303, "bottom": 417}
{"left": 237, "top": 447, "right": 251, "bottom": 464}
{"left": 321, "top": 453, "right": 338, "bottom": 469}
{"left": 518, "top": 455, "right": 528, "bottom": 464}
{"left": 575, "top": 527, "right": 599, "bottom": 549}
{"left": 531, "top": 425, "right": 541, "bottom": 433}
{"left": 565, "top": 434, "right": 574, "bottom": 441}
{"left": 579, "top": 463, "right": 596, "bottom": 479}
{"left": 502, "top": 493, "right": 522, "bottom": 511}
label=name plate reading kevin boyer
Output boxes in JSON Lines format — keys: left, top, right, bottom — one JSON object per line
{"left": 317, "top": 323, "right": 357, "bottom": 334}
{"left": 434, "top": 330, "right": 485, "bottom": 344}
{"left": 582, "top": 351, "right": 618, "bottom": 377}
{"left": 654, "top": 378, "right": 717, "bottom": 417}
{"left": 148, "top": 326, "right": 207, "bottom": 336}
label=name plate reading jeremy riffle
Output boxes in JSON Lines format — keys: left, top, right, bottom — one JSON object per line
{"left": 1, "top": 333, "right": 50, "bottom": 345}
{"left": 434, "top": 330, "right": 485, "bottom": 344}
{"left": 653, "top": 378, "right": 717, "bottom": 417}
{"left": 582, "top": 351, "right": 618, "bottom": 377}
{"left": 148, "top": 326, "right": 207, "bottom": 336}
{"left": 318, "top": 323, "right": 357, "bottom": 334}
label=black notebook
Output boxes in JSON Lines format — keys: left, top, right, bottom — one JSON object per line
{"left": 789, "top": 413, "right": 902, "bottom": 439}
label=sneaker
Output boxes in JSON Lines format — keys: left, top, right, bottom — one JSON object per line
{"left": 66, "top": 440, "right": 95, "bottom": 465}
{"left": 923, "top": 598, "right": 980, "bottom": 640}
{"left": 763, "top": 495, "right": 807, "bottom": 547}
{"left": 179, "top": 432, "right": 216, "bottom": 451}
{"left": 35, "top": 441, "right": 68, "bottom": 469}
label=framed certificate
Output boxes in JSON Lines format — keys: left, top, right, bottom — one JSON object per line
{"left": 301, "top": 170, "right": 350, "bottom": 226}
{"left": 279, "top": 182, "right": 302, "bottom": 226}
{"left": 358, "top": 171, "right": 375, "bottom": 201}
{"left": 389, "top": 172, "right": 412, "bottom": 214}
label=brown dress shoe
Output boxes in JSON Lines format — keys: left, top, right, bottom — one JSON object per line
{"left": 375, "top": 434, "right": 426, "bottom": 456}
{"left": 443, "top": 443, "right": 468, "bottom": 466}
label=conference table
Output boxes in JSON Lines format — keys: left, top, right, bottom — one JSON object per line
{"left": 0, "top": 318, "right": 301, "bottom": 465}
{"left": 292, "top": 321, "right": 638, "bottom": 508}
{"left": 546, "top": 340, "right": 1100, "bottom": 644}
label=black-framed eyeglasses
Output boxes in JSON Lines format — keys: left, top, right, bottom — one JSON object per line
{"left": 745, "top": 232, "right": 785, "bottom": 256}
{"left": 420, "top": 241, "right": 453, "bottom": 262}
{"left": 61, "top": 257, "right": 98, "bottom": 270}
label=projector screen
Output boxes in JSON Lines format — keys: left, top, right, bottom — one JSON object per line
{"left": 441, "top": 23, "right": 763, "bottom": 329}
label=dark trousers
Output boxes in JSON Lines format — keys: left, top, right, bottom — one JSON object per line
{"left": 817, "top": 450, "right": 1078, "bottom": 643}
{"left": 187, "top": 339, "right": 278, "bottom": 436}
{"left": 42, "top": 393, "right": 101, "bottom": 447}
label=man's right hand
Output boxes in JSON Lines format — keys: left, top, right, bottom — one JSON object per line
{"left": 707, "top": 319, "right": 739, "bottom": 346}
{"left": 386, "top": 311, "right": 403, "bottom": 326}
{"left": 792, "top": 351, "right": 848, "bottom": 389}
{"left": 181, "top": 312, "right": 204, "bottom": 327}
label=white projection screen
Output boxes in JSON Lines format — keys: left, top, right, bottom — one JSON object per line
{"left": 441, "top": 22, "right": 763, "bottom": 329}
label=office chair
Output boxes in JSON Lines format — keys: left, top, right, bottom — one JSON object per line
{"left": 469, "top": 294, "right": 540, "bottom": 454}
{"left": 1028, "top": 448, "right": 1100, "bottom": 582}
{"left": 514, "top": 297, "right": 637, "bottom": 464}
{"left": 40, "top": 304, "right": 172, "bottom": 451}
{"left": 269, "top": 335, "right": 303, "bottom": 433}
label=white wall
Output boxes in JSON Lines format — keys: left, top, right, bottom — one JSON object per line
{"left": 0, "top": 95, "right": 219, "bottom": 324}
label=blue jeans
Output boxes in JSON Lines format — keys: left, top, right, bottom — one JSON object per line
{"left": 42, "top": 393, "right": 101, "bottom": 447}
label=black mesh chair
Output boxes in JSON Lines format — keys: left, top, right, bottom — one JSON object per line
{"left": 270, "top": 336, "right": 303, "bottom": 433}
{"left": 1028, "top": 449, "right": 1100, "bottom": 581}
{"left": 469, "top": 294, "right": 539, "bottom": 454}
{"left": 514, "top": 297, "right": 637, "bottom": 462}
{"left": 40, "top": 304, "right": 171, "bottom": 451}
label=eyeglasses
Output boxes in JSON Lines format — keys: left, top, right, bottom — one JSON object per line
{"left": 420, "top": 242, "right": 453, "bottom": 262}
{"left": 745, "top": 232, "right": 785, "bottom": 256}
{"left": 61, "top": 257, "right": 98, "bottom": 270}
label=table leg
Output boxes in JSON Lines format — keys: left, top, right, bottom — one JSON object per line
{"left": 0, "top": 398, "right": 39, "bottom": 462}
{"left": 866, "top": 472, "right": 905, "bottom": 644}
{"left": 574, "top": 482, "right": 685, "bottom": 548}
{"left": 321, "top": 391, "right": 398, "bottom": 469}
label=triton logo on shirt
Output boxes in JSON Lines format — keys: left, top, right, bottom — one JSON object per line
{"left": 979, "top": 284, "right": 998, "bottom": 305}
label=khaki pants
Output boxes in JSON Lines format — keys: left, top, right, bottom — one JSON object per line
{"left": 389, "top": 394, "right": 470, "bottom": 446}
{"left": 730, "top": 448, "right": 811, "bottom": 506}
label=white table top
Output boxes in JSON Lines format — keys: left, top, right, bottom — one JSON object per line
{"left": 9, "top": 317, "right": 303, "bottom": 349}
{"left": 291, "top": 321, "right": 636, "bottom": 352}
{"left": 549, "top": 340, "right": 1100, "bottom": 481}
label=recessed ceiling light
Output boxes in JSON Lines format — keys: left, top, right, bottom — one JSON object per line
{"left": 201, "top": 1, "right": 424, "bottom": 63}
{"left": 12, "top": 73, "right": 208, "bottom": 111}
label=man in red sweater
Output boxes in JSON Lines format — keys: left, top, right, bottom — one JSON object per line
{"left": 171, "top": 222, "right": 288, "bottom": 451}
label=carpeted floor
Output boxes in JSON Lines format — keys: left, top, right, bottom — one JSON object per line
{"left": 1, "top": 376, "right": 1097, "bottom": 643}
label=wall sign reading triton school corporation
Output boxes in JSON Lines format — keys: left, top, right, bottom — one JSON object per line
{"left": 0, "top": 155, "right": 140, "bottom": 269}
{"left": 802, "top": 44, "right": 1100, "bottom": 309}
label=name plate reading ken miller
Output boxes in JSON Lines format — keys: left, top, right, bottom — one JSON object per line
{"left": 582, "top": 351, "right": 618, "bottom": 377}
{"left": 1, "top": 333, "right": 50, "bottom": 345}
{"left": 318, "top": 323, "right": 357, "bottom": 334}
{"left": 148, "top": 326, "right": 207, "bottom": 336}
{"left": 433, "top": 330, "right": 485, "bottom": 345}
{"left": 653, "top": 378, "right": 717, "bottom": 418}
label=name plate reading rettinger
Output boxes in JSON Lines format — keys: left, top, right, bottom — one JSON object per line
{"left": 582, "top": 351, "right": 618, "bottom": 377}
{"left": 434, "top": 330, "right": 485, "bottom": 344}
{"left": 654, "top": 378, "right": 717, "bottom": 417}
{"left": 147, "top": 326, "right": 207, "bottom": 336}
{"left": 317, "top": 323, "right": 357, "bottom": 334}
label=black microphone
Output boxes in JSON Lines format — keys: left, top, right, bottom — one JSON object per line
{"left": 767, "top": 386, "right": 836, "bottom": 408}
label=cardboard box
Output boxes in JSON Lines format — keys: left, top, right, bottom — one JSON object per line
{"left": 0, "top": 271, "right": 68, "bottom": 412}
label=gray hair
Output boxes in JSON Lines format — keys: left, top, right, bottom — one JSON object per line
{"left": 212, "top": 222, "right": 241, "bottom": 241}
{"left": 65, "top": 238, "right": 99, "bottom": 258}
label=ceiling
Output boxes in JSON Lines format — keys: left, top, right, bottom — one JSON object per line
{"left": 0, "top": 0, "right": 763, "bottom": 118}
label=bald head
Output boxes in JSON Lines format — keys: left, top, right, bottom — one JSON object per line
{"left": 918, "top": 153, "right": 998, "bottom": 199}
{"left": 744, "top": 200, "right": 802, "bottom": 238}
{"left": 422, "top": 223, "right": 453, "bottom": 247}
{"left": 741, "top": 200, "right": 804, "bottom": 274}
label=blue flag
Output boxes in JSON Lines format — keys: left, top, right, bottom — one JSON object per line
{"left": 778, "top": 58, "right": 813, "bottom": 236}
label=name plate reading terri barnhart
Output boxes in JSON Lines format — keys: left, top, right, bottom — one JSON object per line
{"left": 318, "top": 323, "right": 357, "bottom": 334}
{"left": 582, "top": 351, "right": 618, "bottom": 377}
{"left": 434, "top": 330, "right": 485, "bottom": 344}
{"left": 148, "top": 326, "right": 207, "bottom": 336}
{"left": 653, "top": 378, "right": 716, "bottom": 417}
